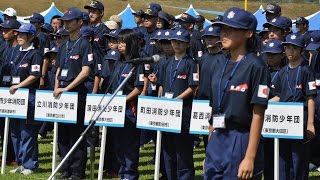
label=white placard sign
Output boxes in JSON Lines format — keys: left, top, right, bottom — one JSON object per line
{"left": 84, "top": 94, "right": 126, "bottom": 127}
{"left": 189, "top": 100, "right": 211, "bottom": 135}
{"left": 34, "top": 90, "right": 78, "bottom": 123}
{"left": 0, "top": 87, "right": 29, "bottom": 119}
{"left": 137, "top": 96, "right": 183, "bottom": 133}
{"left": 262, "top": 102, "right": 304, "bottom": 139}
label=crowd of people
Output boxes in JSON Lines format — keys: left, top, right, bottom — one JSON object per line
{"left": 0, "top": 1, "right": 320, "bottom": 180}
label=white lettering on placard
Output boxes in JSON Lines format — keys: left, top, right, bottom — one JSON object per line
{"left": 189, "top": 100, "right": 211, "bottom": 135}
{"left": 34, "top": 90, "right": 78, "bottom": 124}
{"left": 262, "top": 102, "right": 304, "bottom": 139}
{"left": 137, "top": 96, "right": 183, "bottom": 133}
{"left": 0, "top": 88, "right": 29, "bottom": 119}
{"left": 84, "top": 94, "right": 126, "bottom": 127}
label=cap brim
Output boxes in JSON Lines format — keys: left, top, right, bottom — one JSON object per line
{"left": 306, "top": 43, "right": 320, "bottom": 51}
{"left": 170, "top": 37, "right": 189, "bottom": 42}
{"left": 262, "top": 50, "right": 283, "bottom": 54}
{"left": 202, "top": 34, "right": 219, "bottom": 37}
{"left": 282, "top": 42, "right": 303, "bottom": 48}
{"left": 212, "top": 21, "right": 248, "bottom": 30}
{"left": 263, "top": 22, "right": 285, "bottom": 30}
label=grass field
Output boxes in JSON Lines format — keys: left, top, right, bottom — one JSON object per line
{"left": 1, "top": 0, "right": 320, "bottom": 21}
{"left": 0, "top": 133, "right": 319, "bottom": 179}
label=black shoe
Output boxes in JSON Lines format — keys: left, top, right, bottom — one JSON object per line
{"left": 69, "top": 174, "right": 81, "bottom": 180}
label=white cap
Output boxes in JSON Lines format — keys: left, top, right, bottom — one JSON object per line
{"left": 109, "top": 15, "right": 122, "bottom": 26}
{"left": 3, "top": 7, "right": 17, "bottom": 17}
{"left": 105, "top": 21, "right": 119, "bottom": 30}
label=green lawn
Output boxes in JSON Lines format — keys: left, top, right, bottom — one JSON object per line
{"left": 0, "top": 133, "right": 319, "bottom": 179}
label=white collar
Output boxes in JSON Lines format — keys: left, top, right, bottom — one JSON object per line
{"left": 19, "top": 43, "right": 35, "bottom": 51}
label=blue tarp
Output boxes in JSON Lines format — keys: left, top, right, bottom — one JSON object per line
{"left": 254, "top": 5, "right": 267, "bottom": 31}
{"left": 118, "top": 4, "right": 136, "bottom": 29}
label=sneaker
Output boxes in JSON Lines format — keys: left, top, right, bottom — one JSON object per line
{"left": 9, "top": 166, "right": 24, "bottom": 173}
{"left": 21, "top": 168, "right": 34, "bottom": 175}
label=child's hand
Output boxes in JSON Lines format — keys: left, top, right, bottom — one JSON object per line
{"left": 148, "top": 73, "right": 157, "bottom": 83}
{"left": 307, "top": 122, "right": 315, "bottom": 140}
{"left": 237, "top": 157, "right": 254, "bottom": 179}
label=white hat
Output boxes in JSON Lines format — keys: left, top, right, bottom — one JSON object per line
{"left": 109, "top": 15, "right": 122, "bottom": 26}
{"left": 105, "top": 21, "right": 119, "bottom": 30}
{"left": 3, "top": 7, "right": 17, "bottom": 17}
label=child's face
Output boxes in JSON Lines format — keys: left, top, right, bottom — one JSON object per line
{"left": 108, "top": 39, "right": 118, "bottom": 49}
{"left": 118, "top": 40, "right": 126, "bottom": 55}
{"left": 285, "top": 44, "right": 302, "bottom": 62}
{"left": 204, "top": 36, "right": 220, "bottom": 48}
{"left": 171, "top": 40, "right": 189, "bottom": 54}
{"left": 161, "top": 40, "right": 174, "bottom": 55}
{"left": 268, "top": 26, "right": 284, "bottom": 40}
{"left": 266, "top": 52, "right": 284, "bottom": 68}
{"left": 220, "top": 26, "right": 249, "bottom": 50}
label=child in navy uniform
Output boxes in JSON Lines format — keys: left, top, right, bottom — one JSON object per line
{"left": 9, "top": 23, "right": 43, "bottom": 175}
{"left": 198, "top": 25, "right": 225, "bottom": 150}
{"left": 158, "top": 28, "right": 199, "bottom": 179}
{"left": 261, "top": 39, "right": 285, "bottom": 179}
{"left": 205, "top": 8, "right": 270, "bottom": 179}
{"left": 110, "top": 29, "right": 145, "bottom": 180}
{"left": 271, "top": 33, "right": 316, "bottom": 179}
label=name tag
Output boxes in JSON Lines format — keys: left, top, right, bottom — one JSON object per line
{"left": 61, "top": 69, "right": 68, "bottom": 77}
{"left": 11, "top": 76, "right": 20, "bottom": 85}
{"left": 164, "top": 92, "right": 174, "bottom": 99}
{"left": 117, "top": 90, "right": 123, "bottom": 95}
{"left": 2, "top": 76, "right": 11, "bottom": 83}
{"left": 316, "top": 79, "right": 320, "bottom": 86}
{"left": 212, "top": 114, "right": 225, "bottom": 128}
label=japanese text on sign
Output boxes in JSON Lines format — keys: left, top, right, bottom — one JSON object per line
{"left": 34, "top": 90, "right": 78, "bottom": 124}
{"left": 262, "top": 102, "right": 304, "bottom": 139}
{"left": 137, "top": 96, "right": 183, "bottom": 133}
{"left": 189, "top": 100, "right": 211, "bottom": 135}
{"left": 0, "top": 88, "right": 29, "bottom": 119}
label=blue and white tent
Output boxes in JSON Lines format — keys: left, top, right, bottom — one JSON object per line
{"left": 118, "top": 4, "right": 136, "bottom": 29}
{"left": 254, "top": 5, "right": 267, "bottom": 31}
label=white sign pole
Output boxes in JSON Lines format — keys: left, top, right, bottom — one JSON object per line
{"left": 98, "top": 126, "right": 107, "bottom": 180}
{"left": 52, "top": 122, "right": 58, "bottom": 178}
{"left": 274, "top": 138, "right": 279, "bottom": 180}
{"left": 154, "top": 130, "right": 162, "bottom": 180}
{"left": 1, "top": 117, "right": 9, "bottom": 174}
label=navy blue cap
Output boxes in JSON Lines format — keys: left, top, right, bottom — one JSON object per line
{"left": 258, "top": 27, "right": 269, "bottom": 36}
{"left": 62, "top": 7, "right": 83, "bottom": 20}
{"left": 0, "top": 20, "right": 21, "bottom": 29}
{"left": 282, "top": 33, "right": 305, "bottom": 48}
{"left": 294, "top": 16, "right": 308, "bottom": 25}
{"left": 105, "top": 50, "right": 120, "bottom": 61}
{"left": 263, "top": 3, "right": 281, "bottom": 14}
{"left": 263, "top": 16, "right": 292, "bottom": 30}
{"left": 212, "top": 7, "right": 257, "bottom": 31}
{"left": 170, "top": 28, "right": 190, "bottom": 42}
{"left": 211, "top": 15, "right": 223, "bottom": 22}
{"left": 149, "top": 3, "right": 162, "bottom": 12}
{"left": 41, "top": 23, "right": 54, "bottom": 33}
{"left": 103, "top": 29, "right": 121, "bottom": 39}
{"left": 168, "top": 14, "right": 175, "bottom": 22}
{"left": 176, "top": 13, "right": 196, "bottom": 24}
{"left": 143, "top": 8, "right": 158, "bottom": 17}
{"left": 159, "top": 29, "right": 172, "bottom": 40}
{"left": 306, "top": 30, "right": 320, "bottom": 51}
{"left": 196, "top": 15, "right": 205, "bottom": 22}
{"left": 158, "top": 11, "right": 170, "bottom": 23}
{"left": 84, "top": 1, "right": 104, "bottom": 10}
{"left": 25, "top": 13, "right": 44, "bottom": 23}
{"left": 56, "top": 28, "right": 69, "bottom": 36}
{"left": 82, "top": 12, "right": 89, "bottom": 21}
{"left": 262, "top": 39, "right": 284, "bottom": 53}
{"left": 132, "top": 9, "right": 144, "bottom": 16}
{"left": 151, "top": 30, "right": 163, "bottom": 41}
{"left": 14, "top": 23, "right": 36, "bottom": 34}
{"left": 202, "top": 26, "right": 220, "bottom": 37}
{"left": 80, "top": 26, "right": 94, "bottom": 37}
